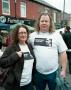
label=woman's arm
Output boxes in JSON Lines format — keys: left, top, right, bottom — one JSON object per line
{"left": 0, "top": 45, "right": 21, "bottom": 68}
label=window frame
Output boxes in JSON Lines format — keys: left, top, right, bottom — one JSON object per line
{"left": 2, "top": 0, "right": 10, "bottom": 15}
{"left": 20, "top": 2, "right": 26, "bottom": 17}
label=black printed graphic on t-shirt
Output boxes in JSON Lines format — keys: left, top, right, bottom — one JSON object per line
{"left": 23, "top": 52, "right": 33, "bottom": 60}
{"left": 34, "top": 38, "right": 52, "bottom": 47}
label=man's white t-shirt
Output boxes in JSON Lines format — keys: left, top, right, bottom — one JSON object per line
{"left": 19, "top": 44, "right": 34, "bottom": 86}
{"left": 29, "top": 31, "right": 67, "bottom": 74}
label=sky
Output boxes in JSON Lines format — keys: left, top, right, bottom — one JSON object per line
{"left": 44, "top": 0, "right": 71, "bottom": 14}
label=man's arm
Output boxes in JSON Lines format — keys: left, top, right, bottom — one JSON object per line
{"left": 59, "top": 51, "right": 68, "bottom": 78}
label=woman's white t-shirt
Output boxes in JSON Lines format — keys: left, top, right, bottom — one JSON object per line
{"left": 19, "top": 44, "right": 34, "bottom": 86}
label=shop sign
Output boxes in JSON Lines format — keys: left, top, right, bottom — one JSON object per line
{"left": 6, "top": 17, "right": 24, "bottom": 24}
{"left": 0, "top": 16, "right": 6, "bottom": 23}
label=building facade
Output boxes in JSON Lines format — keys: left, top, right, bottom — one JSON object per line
{"left": 0, "top": 0, "right": 69, "bottom": 30}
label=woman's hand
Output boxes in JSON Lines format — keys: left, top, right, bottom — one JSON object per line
{"left": 16, "top": 51, "right": 23, "bottom": 58}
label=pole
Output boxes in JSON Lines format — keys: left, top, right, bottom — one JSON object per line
{"left": 14, "top": 0, "right": 16, "bottom": 18}
{"left": 63, "top": 0, "right": 65, "bottom": 27}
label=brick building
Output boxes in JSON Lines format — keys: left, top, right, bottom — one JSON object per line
{"left": 0, "top": 0, "right": 66, "bottom": 30}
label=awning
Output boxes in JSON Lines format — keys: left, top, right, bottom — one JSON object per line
{"left": 0, "top": 23, "right": 10, "bottom": 30}
{"left": 10, "top": 23, "right": 35, "bottom": 32}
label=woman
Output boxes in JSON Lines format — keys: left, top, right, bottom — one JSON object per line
{"left": 0, "top": 25, "right": 35, "bottom": 90}
{"left": 29, "top": 13, "right": 68, "bottom": 90}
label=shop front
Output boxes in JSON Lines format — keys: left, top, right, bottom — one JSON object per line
{"left": 0, "top": 23, "right": 10, "bottom": 31}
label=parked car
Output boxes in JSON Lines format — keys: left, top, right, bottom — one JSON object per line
{"left": 56, "top": 27, "right": 71, "bottom": 34}
{"left": 56, "top": 28, "right": 65, "bottom": 33}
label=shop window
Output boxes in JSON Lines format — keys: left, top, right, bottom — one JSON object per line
{"left": 2, "top": 0, "right": 10, "bottom": 15}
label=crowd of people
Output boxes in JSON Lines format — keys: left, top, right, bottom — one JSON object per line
{"left": 0, "top": 12, "right": 71, "bottom": 90}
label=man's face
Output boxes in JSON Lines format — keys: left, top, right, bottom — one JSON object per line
{"left": 39, "top": 15, "right": 50, "bottom": 32}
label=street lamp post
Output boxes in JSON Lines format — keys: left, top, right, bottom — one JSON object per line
{"left": 14, "top": 0, "right": 16, "bottom": 18}
{"left": 62, "top": 0, "right": 65, "bottom": 27}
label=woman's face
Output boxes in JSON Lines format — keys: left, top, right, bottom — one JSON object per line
{"left": 39, "top": 15, "right": 50, "bottom": 32}
{"left": 18, "top": 27, "right": 28, "bottom": 44}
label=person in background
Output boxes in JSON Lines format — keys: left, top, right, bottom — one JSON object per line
{"left": 0, "top": 25, "right": 35, "bottom": 90}
{"left": 29, "top": 13, "right": 68, "bottom": 90}
{"left": 64, "top": 26, "right": 70, "bottom": 33}
{"left": 0, "top": 30, "right": 3, "bottom": 49}
{"left": 62, "top": 26, "right": 71, "bottom": 74}
{"left": 0, "top": 30, "right": 3, "bottom": 57}
{"left": 5, "top": 32, "right": 13, "bottom": 46}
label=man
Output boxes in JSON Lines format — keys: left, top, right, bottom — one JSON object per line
{"left": 62, "top": 26, "right": 71, "bottom": 74}
{"left": 29, "top": 13, "right": 68, "bottom": 90}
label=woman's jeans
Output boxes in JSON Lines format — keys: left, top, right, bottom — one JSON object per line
{"left": 34, "top": 70, "right": 56, "bottom": 90}
{"left": 19, "top": 82, "right": 34, "bottom": 90}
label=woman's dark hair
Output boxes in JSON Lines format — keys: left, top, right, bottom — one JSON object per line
{"left": 12, "top": 24, "right": 29, "bottom": 45}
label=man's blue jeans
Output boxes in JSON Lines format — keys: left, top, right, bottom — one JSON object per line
{"left": 34, "top": 70, "right": 56, "bottom": 90}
